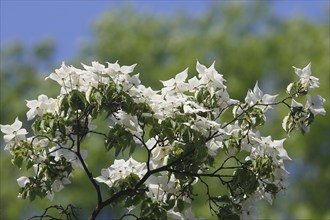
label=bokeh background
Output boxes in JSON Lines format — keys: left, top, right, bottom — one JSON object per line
{"left": 1, "top": 1, "right": 329, "bottom": 219}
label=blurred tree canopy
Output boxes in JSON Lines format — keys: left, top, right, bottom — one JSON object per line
{"left": 1, "top": 2, "right": 329, "bottom": 219}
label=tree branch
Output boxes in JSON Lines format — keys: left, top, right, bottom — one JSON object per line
{"left": 74, "top": 110, "right": 103, "bottom": 220}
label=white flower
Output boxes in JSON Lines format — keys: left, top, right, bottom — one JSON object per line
{"left": 291, "top": 99, "right": 303, "bottom": 108}
{"left": 252, "top": 135, "right": 290, "bottom": 161}
{"left": 82, "top": 61, "right": 106, "bottom": 73}
{"left": 196, "top": 61, "right": 225, "bottom": 89}
{"left": 26, "top": 94, "right": 57, "bottom": 120}
{"left": 24, "top": 137, "right": 49, "bottom": 162}
{"left": 46, "top": 191, "right": 54, "bottom": 201}
{"left": 206, "top": 138, "right": 223, "bottom": 156}
{"left": 292, "top": 62, "right": 319, "bottom": 90}
{"left": 46, "top": 62, "right": 70, "bottom": 85}
{"left": 271, "top": 138, "right": 290, "bottom": 160}
{"left": 161, "top": 68, "right": 189, "bottom": 94}
{"left": 0, "top": 117, "right": 28, "bottom": 148}
{"left": 185, "top": 115, "right": 220, "bottom": 136}
{"left": 145, "top": 173, "right": 179, "bottom": 202}
{"left": 46, "top": 62, "right": 86, "bottom": 93}
{"left": 17, "top": 176, "right": 30, "bottom": 187}
{"left": 167, "top": 207, "right": 200, "bottom": 220}
{"left": 182, "top": 101, "right": 209, "bottom": 114}
{"left": 273, "top": 165, "right": 289, "bottom": 189}
{"left": 94, "top": 169, "right": 112, "bottom": 187}
{"left": 50, "top": 146, "right": 88, "bottom": 169}
{"left": 111, "top": 110, "right": 143, "bottom": 137}
{"left": 106, "top": 61, "right": 121, "bottom": 74}
{"left": 117, "top": 73, "right": 141, "bottom": 91}
{"left": 306, "top": 95, "right": 326, "bottom": 116}
{"left": 188, "top": 76, "right": 200, "bottom": 91}
{"left": 150, "top": 144, "right": 172, "bottom": 167}
{"left": 47, "top": 177, "right": 71, "bottom": 201}
{"left": 46, "top": 62, "right": 76, "bottom": 92}
{"left": 104, "top": 61, "right": 137, "bottom": 78}
{"left": 94, "top": 157, "right": 146, "bottom": 188}
{"left": 52, "top": 179, "right": 64, "bottom": 192}
{"left": 239, "top": 196, "right": 259, "bottom": 220}
{"left": 244, "top": 82, "right": 277, "bottom": 110}
{"left": 119, "top": 63, "right": 137, "bottom": 74}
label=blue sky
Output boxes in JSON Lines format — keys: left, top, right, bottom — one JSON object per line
{"left": 1, "top": 1, "right": 328, "bottom": 64}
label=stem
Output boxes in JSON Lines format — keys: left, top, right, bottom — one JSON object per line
{"left": 221, "top": 94, "right": 296, "bottom": 129}
{"left": 74, "top": 110, "right": 103, "bottom": 220}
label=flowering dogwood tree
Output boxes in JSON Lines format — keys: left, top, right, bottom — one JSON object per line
{"left": 0, "top": 61, "right": 325, "bottom": 220}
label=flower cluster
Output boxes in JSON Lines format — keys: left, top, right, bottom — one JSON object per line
{"left": 0, "top": 61, "right": 325, "bottom": 219}
{"left": 283, "top": 63, "right": 326, "bottom": 134}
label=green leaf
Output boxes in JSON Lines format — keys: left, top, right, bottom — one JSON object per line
{"left": 230, "top": 168, "right": 258, "bottom": 196}
{"left": 211, "top": 195, "right": 231, "bottom": 203}
{"left": 93, "top": 90, "right": 103, "bottom": 106}
{"left": 196, "top": 89, "right": 204, "bottom": 103}
{"left": 149, "top": 127, "right": 156, "bottom": 138}
{"left": 129, "top": 142, "right": 136, "bottom": 156}
{"left": 58, "top": 120, "right": 67, "bottom": 134}
{"left": 140, "top": 199, "right": 153, "bottom": 216}
{"left": 21, "top": 189, "right": 28, "bottom": 200}
{"left": 164, "top": 199, "right": 176, "bottom": 210}
{"left": 125, "top": 173, "right": 140, "bottom": 188}
{"left": 13, "top": 156, "right": 23, "bottom": 168}
{"left": 29, "top": 190, "right": 36, "bottom": 201}
{"left": 59, "top": 94, "right": 70, "bottom": 116}
{"left": 176, "top": 199, "right": 189, "bottom": 212}
{"left": 69, "top": 90, "right": 86, "bottom": 110}
{"left": 265, "top": 183, "right": 279, "bottom": 195}
{"left": 26, "top": 160, "right": 34, "bottom": 170}
{"left": 114, "top": 144, "right": 122, "bottom": 156}
{"left": 217, "top": 205, "right": 240, "bottom": 220}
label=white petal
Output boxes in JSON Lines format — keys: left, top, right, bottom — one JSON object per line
{"left": 291, "top": 99, "right": 303, "bottom": 108}
{"left": 120, "top": 64, "right": 137, "bottom": 74}
{"left": 26, "top": 99, "right": 38, "bottom": 108}
{"left": 107, "top": 61, "right": 121, "bottom": 72}
{"left": 46, "top": 191, "right": 54, "bottom": 201}
{"left": 92, "top": 61, "right": 105, "bottom": 72}
{"left": 188, "top": 76, "right": 200, "bottom": 89}
{"left": 16, "top": 129, "right": 28, "bottom": 140}
{"left": 278, "top": 148, "right": 291, "bottom": 160}
{"left": 262, "top": 94, "right": 278, "bottom": 104}
{"left": 183, "top": 104, "right": 194, "bottom": 113}
{"left": 94, "top": 176, "right": 107, "bottom": 183}
{"left": 303, "top": 62, "right": 312, "bottom": 75}
{"left": 12, "top": 117, "right": 23, "bottom": 131}
{"left": 245, "top": 90, "right": 258, "bottom": 106}
{"left": 52, "top": 179, "right": 64, "bottom": 192}
{"left": 292, "top": 66, "right": 303, "bottom": 78}
{"left": 100, "top": 168, "right": 110, "bottom": 178}
{"left": 62, "top": 177, "right": 71, "bottom": 185}
{"left": 129, "top": 73, "right": 141, "bottom": 86}
{"left": 0, "top": 125, "right": 13, "bottom": 135}
{"left": 26, "top": 108, "right": 37, "bottom": 121}
{"left": 196, "top": 61, "right": 207, "bottom": 76}
{"left": 161, "top": 78, "right": 175, "bottom": 87}
{"left": 307, "top": 95, "right": 326, "bottom": 116}
{"left": 253, "top": 81, "right": 263, "bottom": 99}
{"left": 146, "top": 138, "right": 157, "bottom": 150}
{"left": 3, "top": 134, "right": 15, "bottom": 143}
{"left": 17, "top": 176, "right": 30, "bottom": 187}
{"left": 80, "top": 150, "right": 88, "bottom": 160}
{"left": 175, "top": 68, "right": 188, "bottom": 82}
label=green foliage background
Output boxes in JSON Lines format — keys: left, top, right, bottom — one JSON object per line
{"left": 1, "top": 2, "right": 329, "bottom": 219}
